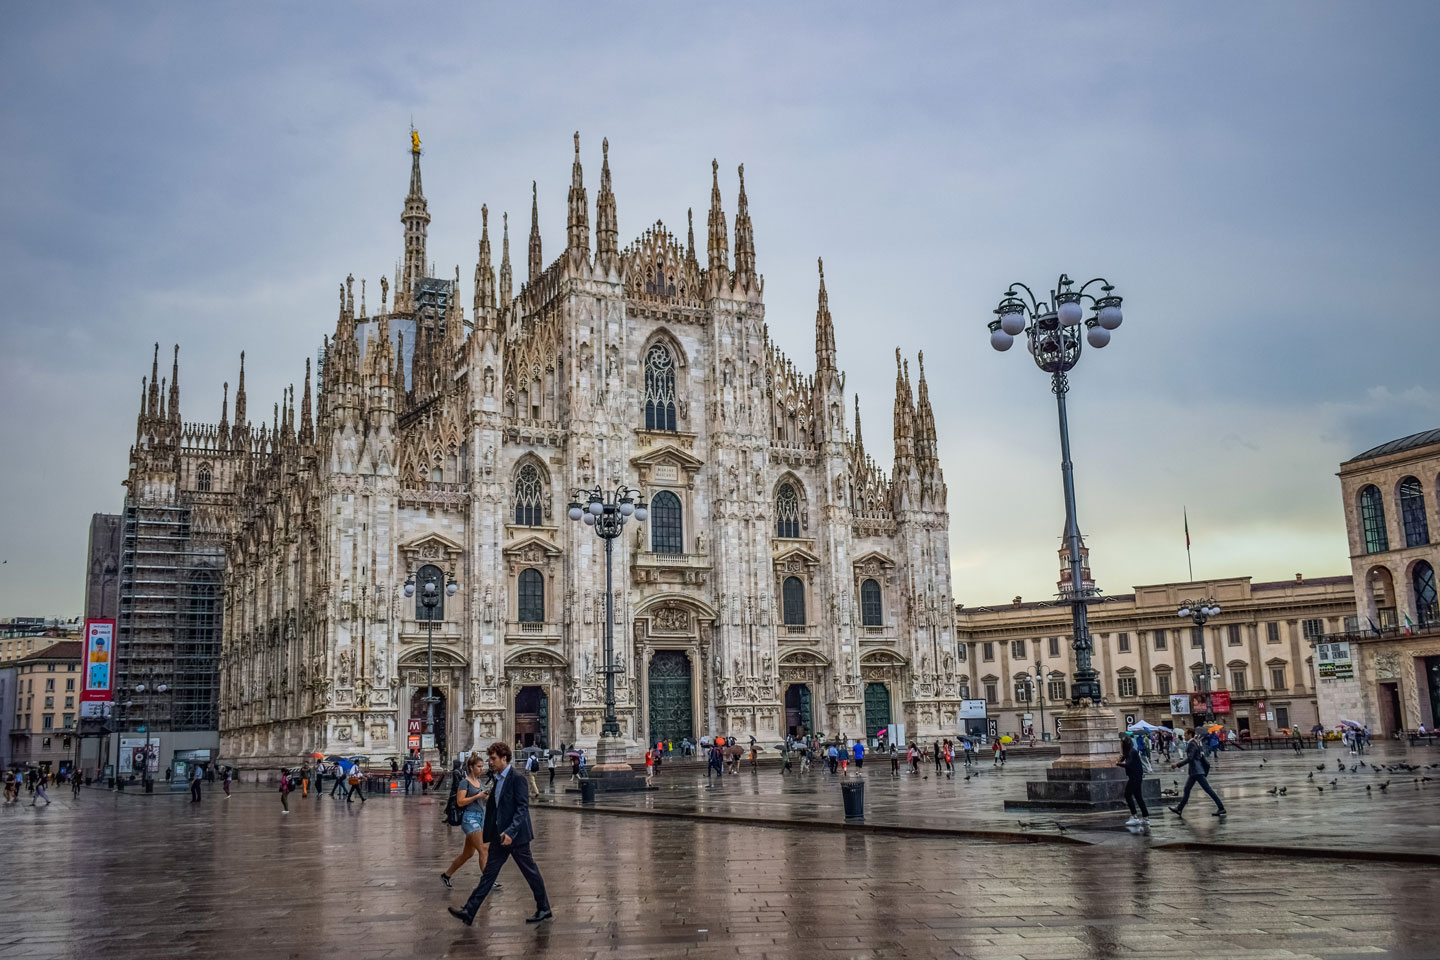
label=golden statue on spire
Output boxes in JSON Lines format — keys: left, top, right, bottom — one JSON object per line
{"left": 411, "top": 128, "right": 421, "bottom": 155}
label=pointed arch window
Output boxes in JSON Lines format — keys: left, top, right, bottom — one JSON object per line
{"left": 783, "top": 576, "right": 806, "bottom": 626}
{"left": 1400, "top": 476, "right": 1429, "bottom": 547}
{"left": 196, "top": 466, "right": 212, "bottom": 493}
{"left": 860, "top": 578, "right": 883, "bottom": 627}
{"left": 513, "top": 463, "right": 544, "bottom": 526}
{"left": 1359, "top": 485, "right": 1388, "bottom": 553}
{"left": 415, "top": 564, "right": 445, "bottom": 621}
{"left": 650, "top": 491, "right": 683, "bottom": 554}
{"left": 518, "top": 568, "right": 544, "bottom": 623}
{"left": 643, "top": 344, "right": 677, "bottom": 431}
{"left": 775, "top": 483, "right": 800, "bottom": 538}
{"left": 1414, "top": 560, "right": 1438, "bottom": 627}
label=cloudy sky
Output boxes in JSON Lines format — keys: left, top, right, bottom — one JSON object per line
{"left": 3, "top": 3, "right": 1438, "bottom": 617}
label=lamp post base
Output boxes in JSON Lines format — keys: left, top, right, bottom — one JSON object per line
{"left": 568, "top": 735, "right": 653, "bottom": 794}
{"left": 1004, "top": 703, "right": 1161, "bottom": 813}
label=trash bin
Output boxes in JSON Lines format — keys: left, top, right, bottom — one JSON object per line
{"left": 841, "top": 779, "right": 865, "bottom": 820}
{"left": 580, "top": 779, "right": 597, "bottom": 804}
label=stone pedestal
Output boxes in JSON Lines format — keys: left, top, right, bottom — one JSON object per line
{"left": 575, "top": 735, "right": 653, "bottom": 794}
{"left": 1004, "top": 703, "right": 1161, "bottom": 813}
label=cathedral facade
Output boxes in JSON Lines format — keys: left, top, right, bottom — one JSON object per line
{"left": 138, "top": 134, "right": 961, "bottom": 769}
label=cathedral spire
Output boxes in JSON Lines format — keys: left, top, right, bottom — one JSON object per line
{"left": 395, "top": 331, "right": 406, "bottom": 391}
{"left": 401, "top": 128, "right": 431, "bottom": 307}
{"left": 706, "top": 159, "right": 728, "bottom": 280}
{"left": 147, "top": 343, "right": 160, "bottom": 418}
{"left": 233, "top": 351, "right": 247, "bottom": 447}
{"left": 595, "top": 137, "right": 618, "bottom": 267}
{"left": 853, "top": 394, "right": 866, "bottom": 462}
{"left": 815, "top": 257, "right": 836, "bottom": 374}
{"left": 528, "top": 181, "right": 543, "bottom": 281}
{"left": 685, "top": 207, "right": 696, "bottom": 265}
{"left": 475, "top": 205, "right": 496, "bottom": 321}
{"left": 566, "top": 131, "right": 590, "bottom": 262}
{"left": 299, "top": 360, "right": 313, "bottom": 446}
{"left": 915, "top": 350, "right": 938, "bottom": 463}
{"left": 167, "top": 344, "right": 181, "bottom": 423}
{"left": 733, "top": 163, "right": 755, "bottom": 280}
{"left": 892, "top": 349, "right": 915, "bottom": 468}
{"left": 500, "top": 211, "right": 513, "bottom": 306}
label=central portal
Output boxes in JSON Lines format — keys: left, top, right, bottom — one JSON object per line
{"left": 647, "top": 650, "right": 694, "bottom": 745}
{"left": 410, "top": 687, "right": 447, "bottom": 759}
{"left": 863, "top": 682, "right": 891, "bottom": 741}
{"left": 784, "top": 683, "right": 812, "bottom": 737}
{"left": 514, "top": 685, "right": 549, "bottom": 749}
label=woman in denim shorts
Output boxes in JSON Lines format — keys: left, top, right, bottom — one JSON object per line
{"left": 442, "top": 753, "right": 493, "bottom": 888}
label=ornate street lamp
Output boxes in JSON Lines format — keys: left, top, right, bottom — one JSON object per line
{"left": 1032, "top": 661, "right": 1047, "bottom": 742}
{"left": 1178, "top": 598, "right": 1220, "bottom": 729}
{"left": 126, "top": 681, "right": 167, "bottom": 791}
{"left": 567, "top": 485, "right": 646, "bottom": 760}
{"left": 404, "top": 569, "right": 458, "bottom": 757}
{"left": 988, "top": 274, "right": 1125, "bottom": 705}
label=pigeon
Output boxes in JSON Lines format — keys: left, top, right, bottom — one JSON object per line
{"left": 1316, "top": 764, "right": 1325, "bottom": 771}
{"left": 1337, "top": 759, "right": 1346, "bottom": 771}
{"left": 1307, "top": 772, "right": 1314, "bottom": 781}
{"left": 1317, "top": 786, "right": 1324, "bottom": 793}
{"left": 1278, "top": 787, "right": 1287, "bottom": 796}
{"left": 1350, "top": 764, "right": 1359, "bottom": 773}
{"left": 1266, "top": 787, "right": 1278, "bottom": 795}
{"left": 1052, "top": 821, "right": 1070, "bottom": 833}
{"left": 1018, "top": 820, "right": 1030, "bottom": 830}
{"left": 1329, "top": 778, "right": 1338, "bottom": 786}
{"left": 1366, "top": 785, "right": 1372, "bottom": 792}
{"left": 1378, "top": 781, "right": 1390, "bottom": 791}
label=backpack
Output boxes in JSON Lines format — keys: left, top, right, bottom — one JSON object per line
{"left": 443, "top": 776, "right": 463, "bottom": 827}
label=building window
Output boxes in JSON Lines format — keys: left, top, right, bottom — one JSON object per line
{"left": 517, "top": 568, "right": 544, "bottom": 623}
{"left": 1117, "top": 676, "right": 1138, "bottom": 698}
{"left": 65, "top": 678, "right": 74, "bottom": 691}
{"left": 1399, "top": 476, "right": 1430, "bottom": 547}
{"left": 1191, "top": 626, "right": 1205, "bottom": 648}
{"left": 1230, "top": 669, "right": 1247, "bottom": 692}
{"left": 1359, "top": 484, "right": 1388, "bottom": 553}
{"left": 1013, "top": 678, "right": 1031, "bottom": 702}
{"left": 1117, "top": 632, "right": 1131, "bottom": 653}
{"left": 1270, "top": 666, "right": 1287, "bottom": 690}
{"left": 782, "top": 576, "right": 806, "bottom": 626}
{"left": 957, "top": 644, "right": 967, "bottom": 662}
{"left": 982, "top": 642, "right": 994, "bottom": 661}
{"left": 1011, "top": 639, "right": 1026, "bottom": 659}
{"left": 197, "top": 466, "right": 212, "bottom": 492}
{"left": 42, "top": 714, "right": 53, "bottom": 731}
{"left": 1048, "top": 636, "right": 1060, "bottom": 658}
{"left": 1153, "top": 629, "right": 1167, "bottom": 651}
{"left": 958, "top": 683, "right": 970, "bottom": 700}
{"left": 64, "top": 696, "right": 73, "bottom": 709}
{"left": 984, "top": 682, "right": 998, "bottom": 704}
{"left": 513, "top": 463, "right": 545, "bottom": 526}
{"left": 1047, "top": 678, "right": 1067, "bottom": 701}
{"left": 1266, "top": 622, "right": 1280, "bottom": 643}
{"left": 1414, "top": 560, "right": 1439, "bottom": 626}
{"left": 62, "top": 713, "right": 74, "bottom": 729}
{"left": 775, "top": 483, "right": 801, "bottom": 538}
{"left": 43, "top": 696, "right": 53, "bottom": 709}
{"left": 1275, "top": 705, "right": 1290, "bottom": 730}
{"left": 1156, "top": 673, "right": 1172, "bottom": 695}
{"left": 643, "top": 343, "right": 678, "bottom": 431}
{"left": 860, "top": 578, "right": 882, "bottom": 627}
{"left": 414, "top": 564, "right": 445, "bottom": 620}
{"left": 1228, "top": 624, "right": 1243, "bottom": 646}
{"left": 1301, "top": 619, "right": 1325, "bottom": 639}
{"left": 650, "top": 491, "right": 683, "bottom": 554}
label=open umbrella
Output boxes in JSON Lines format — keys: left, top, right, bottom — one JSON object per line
{"left": 1206, "top": 724, "right": 1224, "bottom": 733}
{"left": 566, "top": 751, "right": 582, "bottom": 759}
{"left": 876, "top": 727, "right": 888, "bottom": 738}
{"left": 999, "top": 735, "right": 1014, "bottom": 743}
{"left": 1127, "top": 721, "right": 1166, "bottom": 733}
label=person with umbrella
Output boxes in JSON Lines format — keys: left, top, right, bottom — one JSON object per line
{"left": 1169, "top": 727, "right": 1226, "bottom": 818}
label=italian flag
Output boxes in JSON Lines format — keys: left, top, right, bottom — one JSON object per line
{"left": 1404, "top": 613, "right": 1415, "bottom": 636}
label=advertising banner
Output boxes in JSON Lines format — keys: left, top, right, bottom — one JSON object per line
{"left": 1210, "top": 691, "right": 1232, "bottom": 714}
{"left": 1168, "top": 694, "right": 1191, "bottom": 715}
{"left": 81, "top": 619, "right": 116, "bottom": 702}
{"left": 118, "top": 737, "right": 160, "bottom": 775}
{"left": 1315, "top": 641, "right": 1354, "bottom": 680}
{"left": 959, "top": 699, "right": 988, "bottom": 719}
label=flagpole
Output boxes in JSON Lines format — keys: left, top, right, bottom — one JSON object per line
{"left": 1185, "top": 507, "right": 1193, "bottom": 581}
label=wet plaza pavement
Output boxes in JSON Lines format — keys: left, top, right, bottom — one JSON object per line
{"left": 3, "top": 760, "right": 1439, "bottom": 960}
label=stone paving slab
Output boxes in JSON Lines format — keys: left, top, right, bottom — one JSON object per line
{"left": 5, "top": 786, "right": 1438, "bottom": 959}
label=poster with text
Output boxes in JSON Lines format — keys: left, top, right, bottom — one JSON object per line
{"left": 81, "top": 619, "right": 116, "bottom": 702}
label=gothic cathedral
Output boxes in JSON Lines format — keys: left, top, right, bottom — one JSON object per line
{"left": 130, "top": 133, "right": 963, "bottom": 769}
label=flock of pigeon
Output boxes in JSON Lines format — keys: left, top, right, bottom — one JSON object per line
{"left": 1291, "top": 756, "right": 1436, "bottom": 795}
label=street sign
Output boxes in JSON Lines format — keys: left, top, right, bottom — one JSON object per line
{"left": 421, "top": 734, "right": 435, "bottom": 749}
{"left": 408, "top": 718, "right": 423, "bottom": 735}
{"left": 1124, "top": 713, "right": 1136, "bottom": 726}
{"left": 1054, "top": 717, "right": 1063, "bottom": 731}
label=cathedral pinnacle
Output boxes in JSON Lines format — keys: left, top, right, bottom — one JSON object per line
{"left": 567, "top": 131, "right": 590, "bottom": 261}
{"left": 915, "top": 350, "right": 938, "bottom": 463}
{"left": 685, "top": 207, "right": 696, "bottom": 264}
{"left": 707, "top": 159, "right": 728, "bottom": 279}
{"left": 233, "top": 351, "right": 247, "bottom": 448}
{"left": 148, "top": 342, "right": 160, "bottom": 419}
{"left": 475, "top": 204, "right": 496, "bottom": 320}
{"left": 401, "top": 128, "right": 431, "bottom": 305}
{"left": 299, "top": 359, "right": 314, "bottom": 446}
{"left": 734, "top": 163, "right": 755, "bottom": 281}
{"left": 815, "top": 257, "right": 836, "bottom": 373}
{"left": 853, "top": 394, "right": 866, "bottom": 463}
{"left": 893, "top": 348, "right": 916, "bottom": 467}
{"left": 168, "top": 344, "right": 181, "bottom": 423}
{"left": 500, "top": 211, "right": 513, "bottom": 306}
{"left": 529, "top": 181, "right": 543, "bottom": 281}
{"left": 595, "top": 136, "right": 618, "bottom": 266}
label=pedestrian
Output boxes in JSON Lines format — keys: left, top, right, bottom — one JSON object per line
{"left": 223, "top": 766, "right": 233, "bottom": 798}
{"left": 447, "top": 742, "right": 553, "bottom": 926}
{"left": 654, "top": 743, "right": 663, "bottom": 776}
{"left": 3, "top": 769, "right": 15, "bottom": 804}
{"left": 1311, "top": 722, "right": 1326, "bottom": 750}
{"left": 391, "top": 757, "right": 400, "bottom": 776}
{"left": 943, "top": 740, "right": 954, "bottom": 779}
{"left": 963, "top": 738, "right": 974, "bottom": 766}
{"left": 421, "top": 760, "right": 435, "bottom": 794}
{"left": 547, "top": 750, "right": 557, "bottom": 788}
{"left": 279, "top": 768, "right": 291, "bottom": 813}
{"left": 330, "top": 761, "right": 348, "bottom": 798}
{"left": 441, "top": 752, "right": 496, "bottom": 890}
{"left": 782, "top": 744, "right": 793, "bottom": 774}
{"left": 571, "top": 751, "right": 582, "bottom": 782}
{"left": 300, "top": 760, "right": 312, "bottom": 797}
{"left": 402, "top": 757, "right": 414, "bottom": 795}
{"left": 645, "top": 747, "right": 655, "bottom": 787}
{"left": 71, "top": 771, "right": 82, "bottom": 800}
{"left": 889, "top": 741, "right": 900, "bottom": 777}
{"left": 827, "top": 743, "right": 839, "bottom": 774}
{"left": 523, "top": 750, "right": 541, "bottom": 799}
{"left": 1169, "top": 728, "right": 1226, "bottom": 818}
{"left": 707, "top": 743, "right": 723, "bottom": 779}
{"left": 189, "top": 764, "right": 203, "bottom": 803}
{"left": 908, "top": 743, "right": 919, "bottom": 774}
{"left": 346, "top": 760, "right": 368, "bottom": 803}
{"left": 1117, "top": 736, "right": 1150, "bottom": 826}
{"left": 1291, "top": 727, "right": 1304, "bottom": 755}
{"left": 840, "top": 740, "right": 848, "bottom": 773}
{"left": 32, "top": 773, "right": 51, "bottom": 806}
{"left": 933, "top": 740, "right": 943, "bottom": 775}
{"left": 853, "top": 739, "right": 864, "bottom": 770}
{"left": 749, "top": 737, "right": 758, "bottom": 771}
{"left": 991, "top": 740, "right": 1001, "bottom": 766}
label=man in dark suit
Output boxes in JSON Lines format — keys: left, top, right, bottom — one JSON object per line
{"left": 448, "top": 741, "right": 552, "bottom": 925}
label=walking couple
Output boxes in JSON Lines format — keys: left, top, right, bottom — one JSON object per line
{"left": 444, "top": 742, "right": 553, "bottom": 927}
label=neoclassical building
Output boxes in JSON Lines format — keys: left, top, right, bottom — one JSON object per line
{"left": 1317, "top": 429, "right": 1440, "bottom": 734}
{"left": 150, "top": 133, "right": 960, "bottom": 769}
